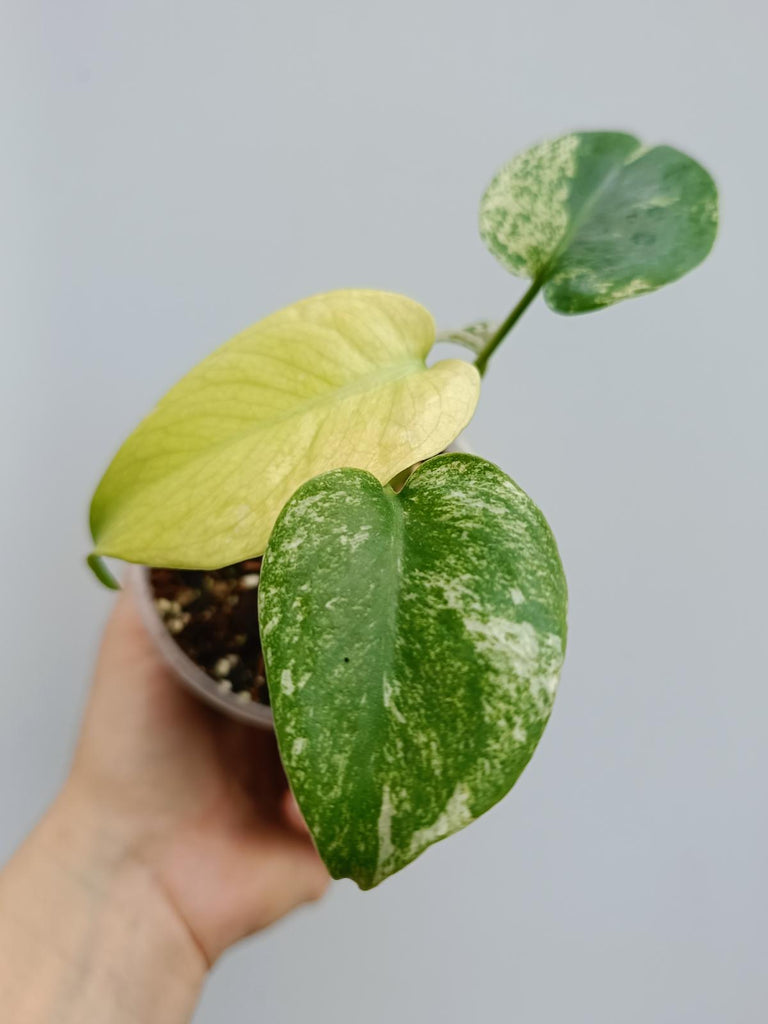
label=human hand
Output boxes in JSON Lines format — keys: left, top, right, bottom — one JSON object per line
{"left": 69, "top": 583, "right": 330, "bottom": 964}
{"left": 0, "top": 582, "right": 329, "bottom": 1023}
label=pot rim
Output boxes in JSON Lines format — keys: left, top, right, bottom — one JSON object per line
{"left": 130, "top": 563, "right": 275, "bottom": 728}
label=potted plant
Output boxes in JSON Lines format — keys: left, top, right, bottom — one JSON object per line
{"left": 87, "top": 131, "right": 718, "bottom": 889}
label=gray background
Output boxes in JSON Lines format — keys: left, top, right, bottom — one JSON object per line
{"left": 2, "top": 1, "right": 766, "bottom": 1021}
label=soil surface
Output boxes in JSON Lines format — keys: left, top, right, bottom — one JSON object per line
{"left": 149, "top": 559, "right": 269, "bottom": 706}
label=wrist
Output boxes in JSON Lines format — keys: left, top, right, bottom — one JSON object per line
{"left": 0, "top": 787, "right": 207, "bottom": 1024}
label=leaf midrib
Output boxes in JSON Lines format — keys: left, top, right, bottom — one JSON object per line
{"left": 139, "top": 356, "right": 425, "bottom": 442}
{"left": 368, "top": 484, "right": 407, "bottom": 881}
{"left": 92, "top": 357, "right": 425, "bottom": 533}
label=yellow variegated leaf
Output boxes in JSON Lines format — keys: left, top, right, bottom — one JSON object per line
{"left": 89, "top": 290, "right": 480, "bottom": 568}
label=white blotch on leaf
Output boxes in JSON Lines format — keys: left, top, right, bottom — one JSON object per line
{"left": 375, "top": 784, "right": 396, "bottom": 883}
{"left": 596, "top": 276, "right": 652, "bottom": 303}
{"left": 281, "top": 669, "right": 295, "bottom": 695}
{"left": 512, "top": 720, "right": 528, "bottom": 744}
{"left": 408, "top": 784, "right": 474, "bottom": 857}
{"left": 383, "top": 678, "right": 406, "bottom": 724}
{"left": 262, "top": 616, "right": 279, "bottom": 636}
{"left": 464, "top": 616, "right": 541, "bottom": 676}
{"left": 339, "top": 524, "right": 372, "bottom": 553}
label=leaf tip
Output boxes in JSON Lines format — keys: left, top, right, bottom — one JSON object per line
{"left": 87, "top": 553, "right": 121, "bottom": 590}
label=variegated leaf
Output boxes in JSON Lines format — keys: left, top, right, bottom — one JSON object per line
{"left": 89, "top": 290, "right": 479, "bottom": 569}
{"left": 435, "top": 320, "right": 497, "bottom": 356}
{"left": 259, "top": 454, "right": 568, "bottom": 888}
{"left": 479, "top": 131, "right": 718, "bottom": 313}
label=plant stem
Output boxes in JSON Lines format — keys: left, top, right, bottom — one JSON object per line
{"left": 474, "top": 276, "right": 544, "bottom": 376}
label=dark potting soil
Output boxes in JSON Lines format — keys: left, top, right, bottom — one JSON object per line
{"left": 149, "top": 559, "right": 269, "bottom": 706}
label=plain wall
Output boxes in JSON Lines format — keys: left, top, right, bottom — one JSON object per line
{"left": 2, "top": 1, "right": 766, "bottom": 1021}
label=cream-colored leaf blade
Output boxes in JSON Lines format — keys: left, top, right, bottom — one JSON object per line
{"left": 90, "top": 290, "right": 480, "bottom": 568}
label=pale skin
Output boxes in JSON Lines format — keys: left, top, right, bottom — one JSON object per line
{"left": 0, "top": 584, "right": 330, "bottom": 1023}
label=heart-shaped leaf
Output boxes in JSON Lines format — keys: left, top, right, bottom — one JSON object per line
{"left": 479, "top": 131, "right": 718, "bottom": 313}
{"left": 89, "top": 290, "right": 480, "bottom": 569}
{"left": 259, "top": 454, "right": 567, "bottom": 888}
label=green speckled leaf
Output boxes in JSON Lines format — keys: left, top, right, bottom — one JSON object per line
{"left": 259, "top": 454, "right": 568, "bottom": 888}
{"left": 479, "top": 131, "right": 718, "bottom": 313}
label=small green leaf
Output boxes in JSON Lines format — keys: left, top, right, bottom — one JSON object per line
{"left": 435, "top": 320, "right": 497, "bottom": 356}
{"left": 89, "top": 290, "right": 480, "bottom": 569}
{"left": 86, "top": 553, "right": 121, "bottom": 590}
{"left": 259, "top": 454, "right": 567, "bottom": 888}
{"left": 479, "top": 131, "right": 718, "bottom": 313}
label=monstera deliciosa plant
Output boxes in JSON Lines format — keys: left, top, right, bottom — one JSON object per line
{"left": 88, "top": 131, "right": 718, "bottom": 889}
